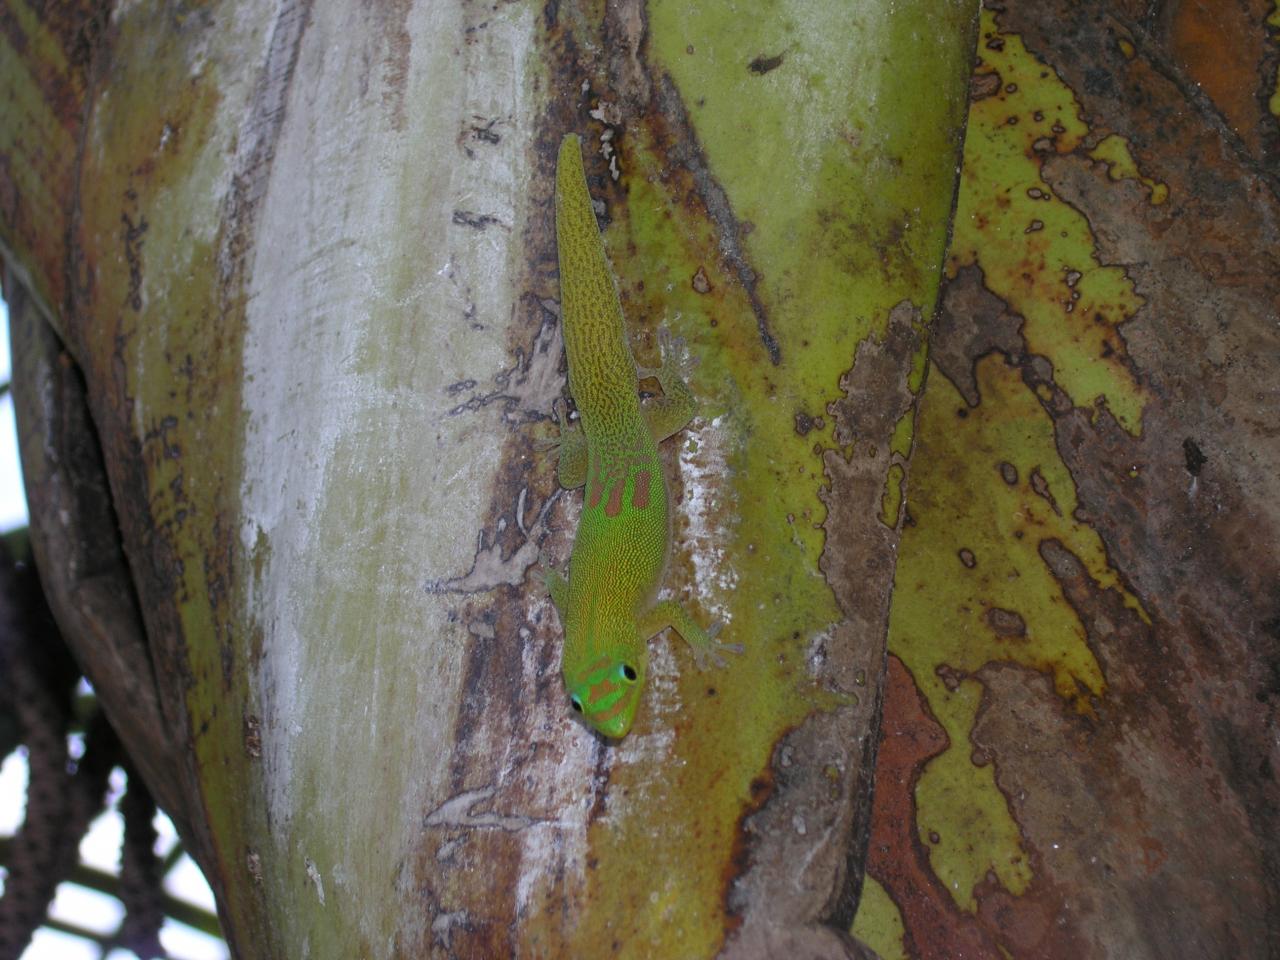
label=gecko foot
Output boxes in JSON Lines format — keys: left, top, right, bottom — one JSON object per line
{"left": 536, "top": 397, "right": 587, "bottom": 487}
{"left": 533, "top": 553, "right": 570, "bottom": 614}
{"left": 690, "top": 621, "right": 744, "bottom": 671}
{"left": 637, "top": 328, "right": 699, "bottom": 385}
{"left": 534, "top": 397, "right": 570, "bottom": 451}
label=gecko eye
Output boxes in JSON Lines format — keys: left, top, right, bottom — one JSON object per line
{"left": 570, "top": 696, "right": 584, "bottom": 713}
{"left": 621, "top": 663, "right": 638, "bottom": 683}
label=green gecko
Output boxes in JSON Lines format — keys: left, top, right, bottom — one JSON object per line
{"left": 542, "top": 133, "right": 739, "bottom": 739}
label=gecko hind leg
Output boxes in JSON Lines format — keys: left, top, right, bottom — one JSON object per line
{"left": 638, "top": 599, "right": 742, "bottom": 670}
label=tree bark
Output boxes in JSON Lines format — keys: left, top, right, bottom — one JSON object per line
{"left": 3, "top": 1, "right": 978, "bottom": 957}
{"left": 853, "top": 3, "right": 1280, "bottom": 958}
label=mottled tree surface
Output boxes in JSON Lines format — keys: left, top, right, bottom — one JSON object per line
{"left": 852, "top": 2, "right": 1280, "bottom": 958}
{"left": 6, "top": 0, "right": 1276, "bottom": 957}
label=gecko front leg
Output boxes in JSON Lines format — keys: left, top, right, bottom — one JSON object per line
{"left": 538, "top": 397, "right": 587, "bottom": 489}
{"left": 638, "top": 600, "right": 742, "bottom": 670}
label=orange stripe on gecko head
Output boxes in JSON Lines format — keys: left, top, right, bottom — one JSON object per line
{"left": 589, "top": 677, "right": 619, "bottom": 705}
{"left": 594, "top": 685, "right": 634, "bottom": 722}
{"left": 604, "top": 479, "right": 625, "bottom": 517}
{"left": 632, "top": 470, "right": 651, "bottom": 510}
{"left": 576, "top": 656, "right": 610, "bottom": 685}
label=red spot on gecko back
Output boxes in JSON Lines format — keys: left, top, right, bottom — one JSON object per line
{"left": 632, "top": 470, "right": 651, "bottom": 510}
{"left": 588, "top": 476, "right": 604, "bottom": 509}
{"left": 605, "top": 479, "right": 625, "bottom": 517}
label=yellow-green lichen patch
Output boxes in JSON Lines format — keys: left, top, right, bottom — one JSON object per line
{"left": 914, "top": 679, "right": 1032, "bottom": 909}
{"left": 851, "top": 875, "right": 909, "bottom": 960}
{"left": 649, "top": 0, "right": 969, "bottom": 376}
{"left": 881, "top": 463, "right": 906, "bottom": 528}
{"left": 888, "top": 354, "right": 1146, "bottom": 911}
{"left": 890, "top": 408, "right": 916, "bottom": 461}
{"left": 951, "top": 9, "right": 1147, "bottom": 435}
{"left": 1089, "top": 134, "right": 1169, "bottom": 205}
{"left": 907, "top": 332, "right": 931, "bottom": 396}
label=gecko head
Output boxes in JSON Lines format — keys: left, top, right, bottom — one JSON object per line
{"left": 565, "top": 654, "right": 647, "bottom": 739}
